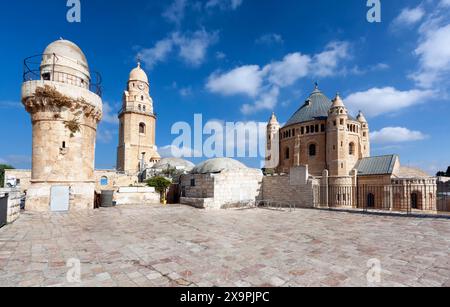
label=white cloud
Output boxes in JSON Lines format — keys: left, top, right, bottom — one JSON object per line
{"left": 101, "top": 102, "right": 119, "bottom": 125}
{"left": 206, "top": 41, "right": 351, "bottom": 113}
{"left": 215, "top": 51, "right": 226, "bottom": 60}
{"left": 440, "top": 0, "right": 450, "bottom": 8}
{"left": 344, "top": 87, "right": 435, "bottom": 117}
{"left": 371, "top": 127, "right": 428, "bottom": 144}
{"left": 206, "top": 0, "right": 243, "bottom": 10}
{"left": 241, "top": 87, "right": 280, "bottom": 115}
{"left": 172, "top": 30, "right": 219, "bottom": 67}
{"left": 139, "top": 30, "right": 218, "bottom": 69}
{"left": 392, "top": 6, "right": 426, "bottom": 29}
{"left": 206, "top": 65, "right": 265, "bottom": 97}
{"left": 412, "top": 23, "right": 450, "bottom": 88}
{"left": 138, "top": 38, "right": 174, "bottom": 69}
{"left": 162, "top": 0, "right": 188, "bottom": 25}
{"left": 311, "top": 41, "right": 350, "bottom": 77}
{"left": 266, "top": 53, "right": 311, "bottom": 87}
{"left": 256, "top": 33, "right": 284, "bottom": 45}
{"left": 179, "top": 87, "right": 193, "bottom": 97}
{"left": 159, "top": 145, "right": 201, "bottom": 158}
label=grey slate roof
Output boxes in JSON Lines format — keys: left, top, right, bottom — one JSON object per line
{"left": 284, "top": 87, "right": 332, "bottom": 127}
{"left": 354, "top": 155, "right": 399, "bottom": 176}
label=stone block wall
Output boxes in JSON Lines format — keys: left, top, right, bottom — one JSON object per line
{"left": 114, "top": 187, "right": 160, "bottom": 205}
{"left": 261, "top": 175, "right": 319, "bottom": 208}
{"left": 0, "top": 189, "right": 21, "bottom": 224}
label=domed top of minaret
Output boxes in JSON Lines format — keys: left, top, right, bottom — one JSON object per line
{"left": 129, "top": 62, "right": 149, "bottom": 84}
{"left": 41, "top": 39, "right": 90, "bottom": 77}
{"left": 331, "top": 93, "right": 345, "bottom": 108}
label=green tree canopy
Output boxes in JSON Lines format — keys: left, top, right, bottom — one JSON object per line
{"left": 0, "top": 164, "right": 15, "bottom": 187}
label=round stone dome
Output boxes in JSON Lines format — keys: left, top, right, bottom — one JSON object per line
{"left": 284, "top": 85, "right": 332, "bottom": 127}
{"left": 191, "top": 158, "right": 248, "bottom": 174}
{"left": 40, "top": 39, "right": 90, "bottom": 82}
{"left": 129, "top": 63, "right": 149, "bottom": 84}
{"left": 153, "top": 158, "right": 195, "bottom": 171}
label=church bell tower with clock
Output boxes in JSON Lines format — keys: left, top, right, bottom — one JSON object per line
{"left": 117, "top": 63, "right": 161, "bottom": 174}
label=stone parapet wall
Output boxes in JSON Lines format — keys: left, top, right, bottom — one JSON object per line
{"left": 114, "top": 187, "right": 160, "bottom": 205}
{"left": 0, "top": 188, "right": 21, "bottom": 224}
{"left": 262, "top": 175, "right": 318, "bottom": 208}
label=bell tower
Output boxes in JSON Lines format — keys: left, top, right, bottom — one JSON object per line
{"left": 265, "top": 113, "right": 281, "bottom": 170}
{"left": 117, "top": 63, "right": 160, "bottom": 174}
{"left": 326, "top": 93, "right": 349, "bottom": 177}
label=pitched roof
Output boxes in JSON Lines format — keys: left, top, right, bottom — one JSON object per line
{"left": 354, "top": 155, "right": 398, "bottom": 176}
{"left": 284, "top": 87, "right": 332, "bottom": 127}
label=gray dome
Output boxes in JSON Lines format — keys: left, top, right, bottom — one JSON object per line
{"left": 284, "top": 85, "right": 332, "bottom": 127}
{"left": 153, "top": 158, "right": 195, "bottom": 171}
{"left": 191, "top": 158, "right": 248, "bottom": 174}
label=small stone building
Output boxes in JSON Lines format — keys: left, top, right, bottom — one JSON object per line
{"left": 180, "top": 158, "right": 263, "bottom": 209}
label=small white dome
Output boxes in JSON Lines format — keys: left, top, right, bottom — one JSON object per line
{"left": 331, "top": 93, "right": 345, "bottom": 108}
{"left": 153, "top": 158, "right": 195, "bottom": 171}
{"left": 129, "top": 62, "right": 149, "bottom": 84}
{"left": 43, "top": 39, "right": 88, "bottom": 67}
{"left": 191, "top": 158, "right": 248, "bottom": 174}
{"left": 41, "top": 39, "right": 90, "bottom": 81}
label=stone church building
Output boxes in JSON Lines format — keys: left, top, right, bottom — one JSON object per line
{"left": 266, "top": 85, "right": 437, "bottom": 212}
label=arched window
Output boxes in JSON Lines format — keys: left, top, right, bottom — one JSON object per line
{"left": 141, "top": 95, "right": 144, "bottom": 101}
{"left": 309, "top": 144, "right": 317, "bottom": 157}
{"left": 285, "top": 147, "right": 290, "bottom": 160}
{"left": 100, "top": 176, "right": 108, "bottom": 186}
{"left": 367, "top": 193, "right": 375, "bottom": 208}
{"left": 139, "top": 123, "right": 146, "bottom": 134}
{"left": 143, "top": 105, "right": 146, "bottom": 112}
{"left": 138, "top": 104, "right": 142, "bottom": 111}
{"left": 349, "top": 142, "right": 355, "bottom": 155}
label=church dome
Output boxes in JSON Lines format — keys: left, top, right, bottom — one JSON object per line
{"left": 153, "top": 158, "right": 195, "bottom": 171}
{"left": 129, "top": 62, "right": 149, "bottom": 84}
{"left": 284, "top": 84, "right": 332, "bottom": 127}
{"left": 191, "top": 158, "right": 248, "bottom": 174}
{"left": 41, "top": 39, "right": 90, "bottom": 78}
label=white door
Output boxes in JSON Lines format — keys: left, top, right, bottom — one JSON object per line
{"left": 50, "top": 186, "right": 70, "bottom": 212}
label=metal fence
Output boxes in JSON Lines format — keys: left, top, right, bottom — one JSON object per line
{"left": 0, "top": 194, "right": 8, "bottom": 228}
{"left": 315, "top": 182, "right": 449, "bottom": 214}
{"left": 23, "top": 53, "right": 102, "bottom": 97}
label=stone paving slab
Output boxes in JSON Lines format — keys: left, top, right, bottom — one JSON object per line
{"left": 0, "top": 205, "right": 449, "bottom": 287}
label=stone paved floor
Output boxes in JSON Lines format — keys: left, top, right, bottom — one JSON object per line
{"left": 0, "top": 205, "right": 449, "bottom": 287}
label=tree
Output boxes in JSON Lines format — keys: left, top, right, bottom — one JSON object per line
{"left": 0, "top": 164, "right": 15, "bottom": 187}
{"left": 146, "top": 176, "right": 172, "bottom": 204}
{"left": 447, "top": 167, "right": 450, "bottom": 176}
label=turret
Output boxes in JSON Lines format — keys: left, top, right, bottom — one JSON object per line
{"left": 265, "top": 112, "right": 280, "bottom": 169}
{"left": 326, "top": 93, "right": 349, "bottom": 176}
{"left": 357, "top": 111, "right": 370, "bottom": 158}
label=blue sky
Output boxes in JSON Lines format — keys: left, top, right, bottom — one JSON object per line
{"left": 0, "top": 0, "right": 449, "bottom": 173}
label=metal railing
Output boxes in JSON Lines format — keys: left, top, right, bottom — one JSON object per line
{"left": 23, "top": 54, "right": 102, "bottom": 97}
{"left": 315, "top": 182, "right": 449, "bottom": 214}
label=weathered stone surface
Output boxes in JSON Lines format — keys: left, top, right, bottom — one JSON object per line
{"left": 0, "top": 205, "right": 448, "bottom": 287}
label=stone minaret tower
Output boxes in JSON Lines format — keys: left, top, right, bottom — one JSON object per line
{"left": 357, "top": 111, "right": 371, "bottom": 158}
{"left": 21, "top": 39, "right": 102, "bottom": 211}
{"left": 265, "top": 113, "right": 281, "bottom": 170}
{"left": 326, "top": 94, "right": 349, "bottom": 177}
{"left": 117, "top": 63, "right": 160, "bottom": 174}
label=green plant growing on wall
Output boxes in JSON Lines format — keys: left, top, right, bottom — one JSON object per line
{"left": 65, "top": 118, "right": 81, "bottom": 137}
{"left": 0, "top": 164, "right": 15, "bottom": 187}
{"left": 146, "top": 176, "right": 172, "bottom": 204}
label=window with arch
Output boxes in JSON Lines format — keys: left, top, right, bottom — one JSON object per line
{"left": 143, "top": 105, "right": 146, "bottom": 112}
{"left": 367, "top": 193, "right": 375, "bottom": 208}
{"left": 139, "top": 123, "right": 146, "bottom": 134}
{"left": 349, "top": 142, "right": 355, "bottom": 155}
{"left": 100, "top": 176, "right": 108, "bottom": 186}
{"left": 138, "top": 104, "right": 142, "bottom": 111}
{"left": 141, "top": 95, "right": 144, "bottom": 101}
{"left": 285, "top": 147, "right": 290, "bottom": 160}
{"left": 309, "top": 144, "right": 317, "bottom": 157}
